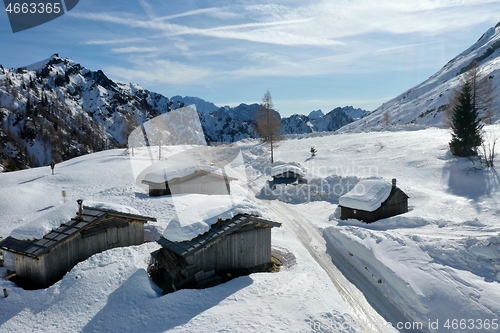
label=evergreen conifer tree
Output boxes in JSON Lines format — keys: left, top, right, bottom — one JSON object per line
{"left": 449, "top": 80, "right": 483, "bottom": 157}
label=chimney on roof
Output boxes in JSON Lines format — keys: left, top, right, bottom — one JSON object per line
{"left": 217, "top": 218, "right": 222, "bottom": 229}
{"left": 392, "top": 178, "right": 397, "bottom": 188}
{"left": 77, "top": 199, "right": 83, "bottom": 220}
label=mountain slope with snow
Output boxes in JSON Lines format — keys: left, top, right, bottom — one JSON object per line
{"left": 340, "top": 22, "right": 500, "bottom": 132}
{"left": 0, "top": 55, "right": 368, "bottom": 171}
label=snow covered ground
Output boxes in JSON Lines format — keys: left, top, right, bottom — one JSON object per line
{"left": 0, "top": 143, "right": 363, "bottom": 332}
{"left": 269, "top": 126, "right": 500, "bottom": 332}
{"left": 1, "top": 125, "right": 500, "bottom": 332}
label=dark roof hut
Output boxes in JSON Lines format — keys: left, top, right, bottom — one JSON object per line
{"left": 269, "top": 164, "right": 306, "bottom": 188}
{"left": 141, "top": 167, "right": 237, "bottom": 197}
{"left": 339, "top": 178, "right": 409, "bottom": 223}
{"left": 149, "top": 214, "right": 281, "bottom": 294}
{"left": 0, "top": 201, "right": 156, "bottom": 289}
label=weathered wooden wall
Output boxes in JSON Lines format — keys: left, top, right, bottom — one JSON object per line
{"left": 147, "top": 175, "right": 231, "bottom": 196}
{"left": 172, "top": 176, "right": 230, "bottom": 195}
{"left": 185, "top": 226, "right": 272, "bottom": 276}
{"left": 15, "top": 219, "right": 145, "bottom": 288}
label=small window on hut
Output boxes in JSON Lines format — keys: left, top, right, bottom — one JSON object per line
{"left": 107, "top": 228, "right": 118, "bottom": 245}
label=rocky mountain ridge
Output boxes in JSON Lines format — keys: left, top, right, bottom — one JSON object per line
{"left": 0, "top": 54, "right": 368, "bottom": 170}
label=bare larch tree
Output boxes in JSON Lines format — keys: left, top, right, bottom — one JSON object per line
{"left": 255, "top": 90, "right": 282, "bottom": 163}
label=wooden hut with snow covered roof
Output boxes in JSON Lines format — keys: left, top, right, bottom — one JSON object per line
{"left": 339, "top": 178, "right": 408, "bottom": 223}
{"left": 269, "top": 164, "right": 306, "bottom": 189}
{"left": 141, "top": 166, "right": 237, "bottom": 197}
{"left": 149, "top": 214, "right": 281, "bottom": 294}
{"left": 0, "top": 201, "right": 156, "bottom": 289}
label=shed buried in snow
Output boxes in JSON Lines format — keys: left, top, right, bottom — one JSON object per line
{"left": 140, "top": 164, "right": 237, "bottom": 197}
{"left": 339, "top": 178, "right": 409, "bottom": 223}
{"left": 149, "top": 214, "right": 281, "bottom": 294}
{"left": 269, "top": 164, "right": 307, "bottom": 189}
{"left": 0, "top": 201, "right": 156, "bottom": 289}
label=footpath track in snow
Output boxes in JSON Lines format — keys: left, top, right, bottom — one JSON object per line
{"left": 262, "top": 199, "right": 400, "bottom": 333}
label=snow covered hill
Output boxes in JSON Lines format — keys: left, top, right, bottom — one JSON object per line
{"left": 1, "top": 125, "right": 499, "bottom": 332}
{"left": 340, "top": 22, "right": 500, "bottom": 132}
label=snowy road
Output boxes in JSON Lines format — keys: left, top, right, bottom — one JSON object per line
{"left": 262, "top": 199, "right": 400, "bottom": 333}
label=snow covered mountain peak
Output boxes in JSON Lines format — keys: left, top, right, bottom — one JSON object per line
{"left": 0, "top": 54, "right": 368, "bottom": 170}
{"left": 308, "top": 110, "right": 324, "bottom": 119}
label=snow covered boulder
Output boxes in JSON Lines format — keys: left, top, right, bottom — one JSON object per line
{"left": 339, "top": 178, "right": 409, "bottom": 223}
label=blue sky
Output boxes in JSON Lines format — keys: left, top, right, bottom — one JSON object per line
{"left": 1, "top": 0, "right": 499, "bottom": 117}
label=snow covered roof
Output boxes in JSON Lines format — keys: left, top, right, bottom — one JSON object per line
{"left": 162, "top": 194, "right": 270, "bottom": 242}
{"left": 9, "top": 201, "right": 143, "bottom": 241}
{"left": 339, "top": 179, "right": 393, "bottom": 212}
{"left": 270, "top": 165, "right": 305, "bottom": 177}
{"left": 0, "top": 204, "right": 156, "bottom": 258}
{"left": 158, "top": 214, "right": 281, "bottom": 257}
{"left": 142, "top": 165, "right": 234, "bottom": 184}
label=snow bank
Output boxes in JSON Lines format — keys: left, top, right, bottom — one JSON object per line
{"left": 163, "top": 194, "right": 269, "bottom": 242}
{"left": 339, "top": 178, "right": 392, "bottom": 212}
{"left": 324, "top": 222, "right": 500, "bottom": 332}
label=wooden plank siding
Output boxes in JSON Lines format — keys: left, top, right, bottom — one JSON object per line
{"left": 15, "top": 219, "right": 145, "bottom": 288}
{"left": 144, "top": 170, "right": 236, "bottom": 197}
{"left": 171, "top": 175, "right": 230, "bottom": 196}
{"left": 185, "top": 226, "right": 272, "bottom": 275}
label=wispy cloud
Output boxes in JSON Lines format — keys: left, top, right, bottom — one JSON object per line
{"left": 84, "top": 37, "right": 150, "bottom": 45}
{"left": 68, "top": 0, "right": 500, "bottom": 94}
{"left": 71, "top": 11, "right": 326, "bottom": 46}
{"left": 104, "top": 59, "right": 212, "bottom": 85}
{"left": 111, "top": 46, "right": 160, "bottom": 54}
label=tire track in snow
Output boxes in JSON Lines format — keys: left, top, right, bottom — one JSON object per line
{"left": 264, "top": 200, "right": 400, "bottom": 333}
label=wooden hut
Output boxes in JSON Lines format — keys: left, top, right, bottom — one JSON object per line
{"left": 142, "top": 168, "right": 237, "bottom": 197}
{"left": 149, "top": 214, "right": 281, "bottom": 293}
{"left": 339, "top": 178, "right": 409, "bottom": 223}
{"left": 269, "top": 164, "right": 306, "bottom": 189}
{"left": 0, "top": 201, "right": 156, "bottom": 289}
